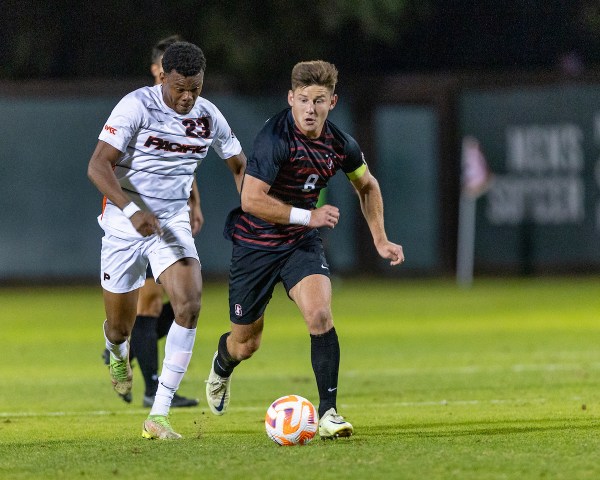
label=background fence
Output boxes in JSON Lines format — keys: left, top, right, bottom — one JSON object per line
{"left": 2, "top": 72, "right": 599, "bottom": 282}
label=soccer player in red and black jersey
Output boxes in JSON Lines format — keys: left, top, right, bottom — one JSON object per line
{"left": 205, "top": 60, "right": 404, "bottom": 438}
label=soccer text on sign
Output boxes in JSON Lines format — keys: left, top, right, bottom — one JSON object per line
{"left": 486, "top": 124, "right": 584, "bottom": 225}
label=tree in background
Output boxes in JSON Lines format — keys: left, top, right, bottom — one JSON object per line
{"left": 0, "top": 0, "right": 593, "bottom": 88}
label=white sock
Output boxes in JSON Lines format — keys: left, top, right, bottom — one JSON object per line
{"left": 103, "top": 320, "right": 128, "bottom": 360}
{"left": 150, "top": 322, "right": 196, "bottom": 416}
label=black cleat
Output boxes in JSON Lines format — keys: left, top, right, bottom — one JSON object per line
{"left": 143, "top": 393, "right": 199, "bottom": 408}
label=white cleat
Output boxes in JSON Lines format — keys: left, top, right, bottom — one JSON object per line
{"left": 205, "top": 352, "right": 232, "bottom": 415}
{"left": 318, "top": 408, "right": 354, "bottom": 439}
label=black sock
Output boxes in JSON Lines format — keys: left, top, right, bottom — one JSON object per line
{"left": 156, "top": 302, "right": 175, "bottom": 340}
{"left": 213, "top": 332, "right": 240, "bottom": 378}
{"left": 130, "top": 315, "right": 159, "bottom": 397}
{"left": 310, "top": 327, "right": 340, "bottom": 417}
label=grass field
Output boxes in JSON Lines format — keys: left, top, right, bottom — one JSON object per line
{"left": 1, "top": 277, "right": 600, "bottom": 479}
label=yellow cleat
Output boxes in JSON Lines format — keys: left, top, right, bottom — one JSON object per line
{"left": 142, "top": 415, "right": 182, "bottom": 440}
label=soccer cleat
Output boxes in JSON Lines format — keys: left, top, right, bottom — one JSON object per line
{"left": 109, "top": 354, "right": 133, "bottom": 403}
{"left": 143, "top": 393, "right": 200, "bottom": 408}
{"left": 205, "top": 352, "right": 231, "bottom": 415}
{"left": 142, "top": 415, "right": 182, "bottom": 440}
{"left": 318, "top": 408, "right": 354, "bottom": 439}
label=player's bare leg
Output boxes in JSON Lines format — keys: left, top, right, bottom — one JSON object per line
{"left": 133, "top": 278, "right": 199, "bottom": 408}
{"left": 103, "top": 289, "right": 138, "bottom": 402}
{"left": 142, "top": 258, "right": 201, "bottom": 439}
{"left": 137, "top": 277, "right": 164, "bottom": 316}
{"left": 206, "top": 318, "right": 264, "bottom": 415}
{"left": 290, "top": 274, "right": 353, "bottom": 438}
{"left": 289, "top": 274, "right": 333, "bottom": 335}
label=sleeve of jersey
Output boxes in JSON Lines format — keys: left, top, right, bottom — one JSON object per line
{"left": 97, "top": 93, "right": 142, "bottom": 152}
{"left": 245, "top": 119, "right": 286, "bottom": 185}
{"left": 210, "top": 106, "right": 243, "bottom": 159}
{"left": 341, "top": 134, "right": 368, "bottom": 181}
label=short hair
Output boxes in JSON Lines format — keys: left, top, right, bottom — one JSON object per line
{"left": 151, "top": 34, "right": 184, "bottom": 64}
{"left": 291, "top": 60, "right": 338, "bottom": 92}
{"left": 161, "top": 42, "right": 206, "bottom": 78}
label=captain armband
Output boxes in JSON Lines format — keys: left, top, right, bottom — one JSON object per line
{"left": 289, "top": 207, "right": 311, "bottom": 226}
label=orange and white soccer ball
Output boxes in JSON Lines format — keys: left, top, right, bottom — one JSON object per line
{"left": 265, "top": 394, "right": 318, "bottom": 445}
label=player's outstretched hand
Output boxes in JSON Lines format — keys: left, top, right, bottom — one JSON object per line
{"left": 376, "top": 240, "right": 404, "bottom": 266}
{"left": 130, "top": 211, "right": 163, "bottom": 237}
{"left": 309, "top": 205, "right": 340, "bottom": 229}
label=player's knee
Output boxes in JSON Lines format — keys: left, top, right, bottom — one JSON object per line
{"left": 137, "top": 289, "right": 164, "bottom": 317}
{"left": 230, "top": 334, "right": 261, "bottom": 360}
{"left": 146, "top": 298, "right": 164, "bottom": 317}
{"left": 105, "top": 321, "right": 131, "bottom": 343}
{"left": 173, "top": 296, "right": 201, "bottom": 327}
{"left": 236, "top": 340, "right": 259, "bottom": 360}
{"left": 304, "top": 307, "right": 333, "bottom": 334}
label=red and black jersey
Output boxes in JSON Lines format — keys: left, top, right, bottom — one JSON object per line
{"left": 225, "top": 108, "right": 366, "bottom": 251}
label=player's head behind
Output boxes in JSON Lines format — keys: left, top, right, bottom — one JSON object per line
{"left": 150, "top": 34, "right": 184, "bottom": 84}
{"left": 288, "top": 60, "right": 339, "bottom": 139}
{"left": 152, "top": 34, "right": 184, "bottom": 65}
{"left": 161, "top": 41, "right": 206, "bottom": 116}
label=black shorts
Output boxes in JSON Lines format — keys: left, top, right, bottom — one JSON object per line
{"left": 228, "top": 236, "right": 330, "bottom": 324}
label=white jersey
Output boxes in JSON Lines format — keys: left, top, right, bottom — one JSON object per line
{"left": 97, "top": 84, "right": 242, "bottom": 239}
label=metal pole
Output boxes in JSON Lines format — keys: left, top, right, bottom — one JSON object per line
{"left": 456, "top": 191, "right": 476, "bottom": 287}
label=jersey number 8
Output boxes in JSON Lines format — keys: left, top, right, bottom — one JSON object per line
{"left": 302, "top": 174, "right": 319, "bottom": 192}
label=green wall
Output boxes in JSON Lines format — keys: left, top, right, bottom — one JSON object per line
{"left": 0, "top": 93, "right": 370, "bottom": 281}
{"left": 375, "top": 105, "right": 440, "bottom": 272}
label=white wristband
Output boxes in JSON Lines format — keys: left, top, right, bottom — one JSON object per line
{"left": 289, "top": 207, "right": 311, "bottom": 226}
{"left": 122, "top": 202, "right": 141, "bottom": 218}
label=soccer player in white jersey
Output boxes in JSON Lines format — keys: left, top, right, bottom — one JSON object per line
{"left": 87, "top": 41, "right": 247, "bottom": 439}
{"left": 101, "top": 34, "right": 201, "bottom": 409}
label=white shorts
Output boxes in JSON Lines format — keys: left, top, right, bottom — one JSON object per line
{"left": 100, "top": 212, "right": 200, "bottom": 293}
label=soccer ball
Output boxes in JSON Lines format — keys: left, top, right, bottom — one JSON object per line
{"left": 265, "top": 394, "right": 318, "bottom": 446}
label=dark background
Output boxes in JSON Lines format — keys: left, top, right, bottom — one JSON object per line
{"left": 2, "top": 1, "right": 599, "bottom": 281}
{"left": 1, "top": 1, "right": 595, "bottom": 88}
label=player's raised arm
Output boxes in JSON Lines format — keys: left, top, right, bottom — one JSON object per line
{"left": 350, "top": 167, "right": 404, "bottom": 266}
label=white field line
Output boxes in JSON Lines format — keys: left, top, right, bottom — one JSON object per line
{"left": 347, "top": 362, "right": 600, "bottom": 376}
{"left": 1, "top": 362, "right": 594, "bottom": 419}
{"left": 0, "top": 398, "right": 556, "bottom": 419}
